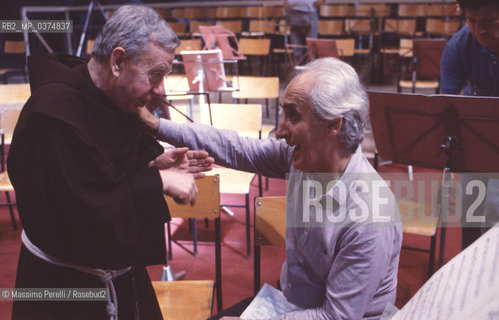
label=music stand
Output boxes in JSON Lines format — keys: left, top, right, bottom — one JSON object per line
{"left": 369, "top": 91, "right": 499, "bottom": 268}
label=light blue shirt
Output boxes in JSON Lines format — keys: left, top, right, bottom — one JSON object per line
{"left": 157, "top": 119, "right": 402, "bottom": 320}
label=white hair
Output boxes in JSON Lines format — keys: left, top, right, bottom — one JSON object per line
{"left": 298, "top": 57, "right": 369, "bottom": 152}
{"left": 92, "top": 5, "right": 179, "bottom": 63}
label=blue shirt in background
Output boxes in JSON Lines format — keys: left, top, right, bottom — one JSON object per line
{"left": 440, "top": 25, "right": 499, "bottom": 96}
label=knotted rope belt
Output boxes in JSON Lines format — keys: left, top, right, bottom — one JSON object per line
{"left": 21, "top": 230, "right": 132, "bottom": 320}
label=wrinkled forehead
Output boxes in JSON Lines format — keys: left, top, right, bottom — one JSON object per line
{"left": 282, "top": 72, "right": 315, "bottom": 105}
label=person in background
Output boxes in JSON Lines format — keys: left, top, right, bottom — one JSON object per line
{"left": 285, "top": 0, "right": 324, "bottom": 64}
{"left": 440, "top": 0, "right": 499, "bottom": 250}
{"left": 8, "top": 5, "right": 212, "bottom": 320}
{"left": 440, "top": 0, "right": 498, "bottom": 96}
{"left": 139, "top": 57, "right": 402, "bottom": 320}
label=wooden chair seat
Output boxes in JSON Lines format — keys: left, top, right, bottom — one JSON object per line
{"left": 398, "top": 200, "right": 439, "bottom": 237}
{"left": 152, "top": 280, "right": 214, "bottom": 320}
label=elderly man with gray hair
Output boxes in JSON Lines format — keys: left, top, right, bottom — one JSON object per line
{"left": 9, "top": 5, "right": 213, "bottom": 320}
{"left": 140, "top": 57, "right": 402, "bottom": 319}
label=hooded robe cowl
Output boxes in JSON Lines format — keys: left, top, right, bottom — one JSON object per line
{"left": 8, "top": 53, "right": 171, "bottom": 320}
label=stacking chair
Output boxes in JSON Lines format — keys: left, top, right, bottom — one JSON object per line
{"left": 253, "top": 196, "right": 286, "bottom": 294}
{"left": 397, "top": 39, "right": 447, "bottom": 93}
{"left": 1, "top": 41, "right": 27, "bottom": 83}
{"left": 306, "top": 38, "right": 339, "bottom": 60}
{"left": 164, "top": 175, "right": 223, "bottom": 311}
{"left": 200, "top": 103, "right": 263, "bottom": 259}
{"left": 383, "top": 19, "right": 416, "bottom": 37}
{"left": 231, "top": 76, "right": 279, "bottom": 127}
{"left": 152, "top": 280, "right": 215, "bottom": 320}
{"left": 429, "top": 3, "right": 461, "bottom": 17}
{"left": 189, "top": 21, "right": 215, "bottom": 35}
{"left": 184, "top": 7, "right": 208, "bottom": 20}
{"left": 238, "top": 38, "right": 271, "bottom": 75}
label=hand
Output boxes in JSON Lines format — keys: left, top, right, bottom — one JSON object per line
{"left": 159, "top": 170, "right": 198, "bottom": 205}
{"left": 185, "top": 149, "right": 214, "bottom": 178}
{"left": 149, "top": 148, "right": 214, "bottom": 179}
{"left": 149, "top": 147, "right": 189, "bottom": 171}
{"left": 137, "top": 105, "right": 160, "bottom": 134}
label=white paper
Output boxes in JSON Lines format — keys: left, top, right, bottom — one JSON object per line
{"left": 390, "top": 226, "right": 499, "bottom": 320}
{"left": 240, "top": 283, "right": 303, "bottom": 319}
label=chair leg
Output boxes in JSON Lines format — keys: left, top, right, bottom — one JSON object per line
{"left": 192, "top": 218, "right": 198, "bottom": 257}
{"left": 254, "top": 244, "right": 261, "bottom": 295}
{"left": 215, "top": 218, "right": 223, "bottom": 312}
{"left": 6, "top": 192, "right": 17, "bottom": 230}
{"left": 167, "top": 221, "right": 173, "bottom": 260}
{"left": 245, "top": 193, "right": 251, "bottom": 259}
{"left": 428, "top": 233, "right": 437, "bottom": 279}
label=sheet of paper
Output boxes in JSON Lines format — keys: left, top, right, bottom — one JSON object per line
{"left": 391, "top": 226, "right": 499, "bottom": 320}
{"left": 240, "top": 283, "right": 303, "bottom": 319}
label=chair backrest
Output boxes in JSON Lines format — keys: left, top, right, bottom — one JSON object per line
{"left": 253, "top": 196, "right": 286, "bottom": 294}
{"left": 319, "top": 4, "right": 354, "bottom": 17}
{"left": 425, "top": 19, "right": 460, "bottom": 37}
{"left": 168, "top": 21, "right": 186, "bottom": 36}
{"left": 335, "top": 38, "right": 356, "bottom": 57}
{"left": 4, "top": 41, "right": 26, "bottom": 54}
{"left": 254, "top": 196, "right": 286, "bottom": 247}
{"left": 164, "top": 175, "right": 220, "bottom": 219}
{"left": 398, "top": 4, "right": 430, "bottom": 17}
{"left": 356, "top": 4, "right": 390, "bottom": 17}
{"left": 318, "top": 20, "right": 344, "bottom": 36}
{"left": 0, "top": 84, "right": 31, "bottom": 104}
{"left": 232, "top": 76, "right": 279, "bottom": 99}
{"left": 175, "top": 39, "right": 202, "bottom": 55}
{"left": 240, "top": 6, "right": 273, "bottom": 19}
{"left": 86, "top": 39, "right": 95, "bottom": 56}
{"left": 413, "top": 39, "right": 447, "bottom": 79}
{"left": 189, "top": 21, "right": 215, "bottom": 35}
{"left": 0, "top": 109, "right": 22, "bottom": 134}
{"left": 200, "top": 103, "right": 262, "bottom": 136}
{"left": 345, "top": 19, "right": 372, "bottom": 34}
{"left": 216, "top": 20, "right": 243, "bottom": 34}
{"left": 306, "top": 38, "right": 339, "bottom": 60}
{"left": 152, "top": 280, "right": 215, "bottom": 320}
{"left": 248, "top": 20, "right": 276, "bottom": 34}
{"left": 216, "top": 7, "right": 240, "bottom": 19}
{"left": 239, "top": 38, "right": 271, "bottom": 56}
{"left": 384, "top": 19, "right": 416, "bottom": 36}
{"left": 399, "top": 38, "right": 413, "bottom": 58}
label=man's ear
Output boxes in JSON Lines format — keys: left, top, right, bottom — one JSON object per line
{"left": 109, "top": 47, "right": 126, "bottom": 77}
{"left": 327, "top": 118, "right": 342, "bottom": 136}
